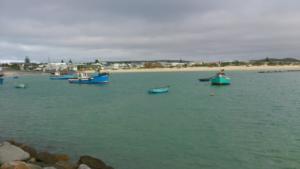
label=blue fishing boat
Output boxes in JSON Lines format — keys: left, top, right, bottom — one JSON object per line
{"left": 50, "top": 74, "right": 78, "bottom": 80}
{"left": 148, "top": 86, "right": 170, "bottom": 94}
{"left": 68, "top": 72, "right": 109, "bottom": 84}
{"left": 211, "top": 70, "right": 231, "bottom": 85}
{"left": 49, "top": 71, "right": 78, "bottom": 80}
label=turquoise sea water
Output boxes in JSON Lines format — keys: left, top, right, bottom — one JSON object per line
{"left": 1, "top": 71, "right": 300, "bottom": 169}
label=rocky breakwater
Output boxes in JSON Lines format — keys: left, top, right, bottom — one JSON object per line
{"left": 0, "top": 141, "right": 114, "bottom": 169}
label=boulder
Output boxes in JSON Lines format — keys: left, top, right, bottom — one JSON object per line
{"left": 43, "top": 167, "right": 57, "bottom": 169}
{"left": 1, "top": 161, "right": 30, "bottom": 169}
{"left": 77, "top": 156, "right": 108, "bottom": 169}
{"left": 19, "top": 146, "right": 37, "bottom": 159}
{"left": 7, "top": 141, "right": 38, "bottom": 159}
{"left": 54, "top": 161, "right": 74, "bottom": 169}
{"left": 0, "top": 142, "right": 30, "bottom": 163}
{"left": 36, "top": 152, "right": 56, "bottom": 164}
{"left": 36, "top": 152, "right": 70, "bottom": 165}
{"left": 6, "top": 140, "right": 22, "bottom": 147}
{"left": 77, "top": 164, "right": 90, "bottom": 169}
{"left": 28, "top": 158, "right": 36, "bottom": 163}
{"left": 26, "top": 164, "right": 42, "bottom": 169}
{"left": 53, "top": 155, "right": 69, "bottom": 162}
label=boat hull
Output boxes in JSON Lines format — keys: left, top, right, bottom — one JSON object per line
{"left": 15, "top": 84, "right": 27, "bottom": 88}
{"left": 148, "top": 87, "right": 169, "bottom": 94}
{"left": 50, "top": 74, "right": 78, "bottom": 80}
{"left": 211, "top": 76, "right": 231, "bottom": 85}
{"left": 69, "top": 74, "right": 109, "bottom": 84}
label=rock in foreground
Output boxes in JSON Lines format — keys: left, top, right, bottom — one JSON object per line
{"left": 1, "top": 161, "right": 30, "bottom": 169}
{"left": 78, "top": 156, "right": 113, "bottom": 169}
{"left": 0, "top": 142, "right": 30, "bottom": 163}
{"left": 0, "top": 141, "right": 114, "bottom": 169}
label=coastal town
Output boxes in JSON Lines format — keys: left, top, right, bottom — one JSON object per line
{"left": 1, "top": 57, "right": 300, "bottom": 73}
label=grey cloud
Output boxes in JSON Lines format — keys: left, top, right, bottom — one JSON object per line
{"left": 1, "top": 0, "right": 300, "bottom": 61}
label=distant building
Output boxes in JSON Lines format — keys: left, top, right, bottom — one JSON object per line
{"left": 45, "top": 63, "right": 68, "bottom": 71}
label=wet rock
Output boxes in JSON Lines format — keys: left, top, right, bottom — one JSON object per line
{"left": 6, "top": 140, "right": 22, "bottom": 147}
{"left": 28, "top": 162, "right": 50, "bottom": 168}
{"left": 77, "top": 164, "right": 90, "bottom": 169}
{"left": 43, "top": 167, "right": 57, "bottom": 169}
{"left": 53, "top": 155, "right": 69, "bottom": 162}
{"left": 7, "top": 141, "right": 38, "bottom": 159}
{"left": 36, "top": 152, "right": 70, "bottom": 165}
{"left": 26, "top": 164, "right": 42, "bottom": 169}
{"left": 0, "top": 142, "right": 30, "bottom": 163}
{"left": 28, "top": 158, "right": 36, "bottom": 163}
{"left": 54, "top": 161, "right": 74, "bottom": 169}
{"left": 20, "top": 146, "right": 37, "bottom": 159}
{"left": 1, "top": 161, "right": 30, "bottom": 169}
{"left": 36, "top": 152, "right": 56, "bottom": 164}
{"left": 78, "top": 156, "right": 108, "bottom": 169}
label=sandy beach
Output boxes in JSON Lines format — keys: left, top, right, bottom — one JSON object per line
{"left": 2, "top": 70, "right": 46, "bottom": 77}
{"left": 2, "top": 65, "right": 300, "bottom": 75}
{"left": 107, "top": 65, "right": 300, "bottom": 73}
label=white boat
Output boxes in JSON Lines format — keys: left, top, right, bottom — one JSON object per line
{"left": 0, "top": 67, "right": 3, "bottom": 77}
{"left": 15, "top": 83, "right": 27, "bottom": 89}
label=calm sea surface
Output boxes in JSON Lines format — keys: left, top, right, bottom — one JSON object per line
{"left": 1, "top": 71, "right": 300, "bottom": 169}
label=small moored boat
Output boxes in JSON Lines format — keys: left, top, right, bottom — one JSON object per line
{"left": 211, "top": 70, "right": 231, "bottom": 85}
{"left": 0, "top": 67, "right": 3, "bottom": 77}
{"left": 15, "top": 83, "right": 27, "bottom": 89}
{"left": 148, "top": 86, "right": 170, "bottom": 94}
{"left": 49, "top": 71, "right": 78, "bottom": 80}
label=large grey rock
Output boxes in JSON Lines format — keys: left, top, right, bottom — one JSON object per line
{"left": 43, "top": 167, "right": 57, "bottom": 169}
{"left": 1, "top": 161, "right": 30, "bottom": 169}
{"left": 54, "top": 161, "right": 75, "bottom": 169}
{"left": 27, "top": 163, "right": 43, "bottom": 169}
{"left": 36, "top": 152, "right": 69, "bottom": 165}
{"left": 78, "top": 164, "right": 91, "bottom": 169}
{"left": 36, "top": 152, "right": 56, "bottom": 164}
{"left": 0, "top": 142, "right": 30, "bottom": 163}
{"left": 8, "top": 141, "right": 38, "bottom": 158}
{"left": 78, "top": 156, "right": 111, "bottom": 169}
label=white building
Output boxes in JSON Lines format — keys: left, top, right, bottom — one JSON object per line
{"left": 45, "top": 63, "right": 68, "bottom": 71}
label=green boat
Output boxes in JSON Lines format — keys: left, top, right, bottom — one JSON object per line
{"left": 211, "top": 71, "right": 231, "bottom": 85}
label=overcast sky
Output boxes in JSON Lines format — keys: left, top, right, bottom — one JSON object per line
{"left": 1, "top": 0, "right": 300, "bottom": 62}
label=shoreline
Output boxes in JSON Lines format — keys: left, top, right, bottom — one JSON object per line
{"left": 2, "top": 65, "right": 300, "bottom": 76}
{"left": 107, "top": 65, "right": 300, "bottom": 73}
{"left": 1, "top": 70, "right": 47, "bottom": 77}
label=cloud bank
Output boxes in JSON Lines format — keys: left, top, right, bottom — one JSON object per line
{"left": 1, "top": 0, "right": 300, "bottom": 61}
